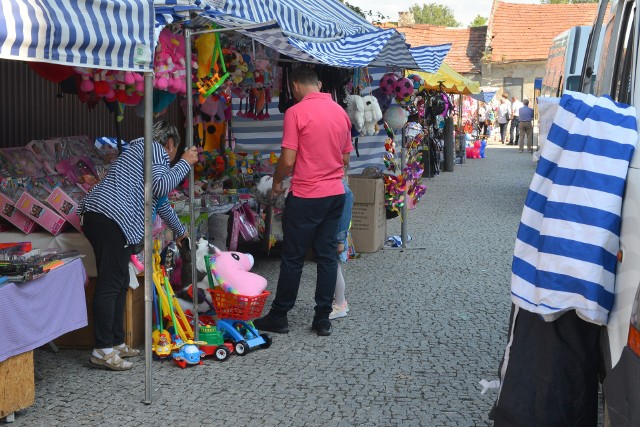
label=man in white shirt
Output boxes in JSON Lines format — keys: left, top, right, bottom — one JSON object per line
{"left": 509, "top": 96, "right": 524, "bottom": 146}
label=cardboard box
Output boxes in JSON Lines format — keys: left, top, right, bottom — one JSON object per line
{"left": 53, "top": 278, "right": 145, "bottom": 349}
{"left": 16, "top": 191, "right": 66, "bottom": 235}
{"left": 46, "top": 186, "right": 84, "bottom": 232}
{"left": 348, "top": 175, "right": 386, "bottom": 253}
{"left": 0, "top": 351, "right": 34, "bottom": 418}
{"left": 0, "top": 192, "right": 38, "bottom": 234}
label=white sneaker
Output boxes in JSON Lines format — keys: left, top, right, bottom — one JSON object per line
{"left": 329, "top": 301, "right": 348, "bottom": 320}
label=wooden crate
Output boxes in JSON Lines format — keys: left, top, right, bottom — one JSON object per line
{"left": 0, "top": 351, "right": 35, "bottom": 418}
{"left": 54, "top": 278, "right": 145, "bottom": 349}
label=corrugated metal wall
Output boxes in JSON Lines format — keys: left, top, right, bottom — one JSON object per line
{"left": 0, "top": 59, "right": 182, "bottom": 148}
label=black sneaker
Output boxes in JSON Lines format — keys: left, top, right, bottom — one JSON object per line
{"left": 253, "top": 312, "right": 289, "bottom": 334}
{"left": 311, "top": 319, "right": 331, "bottom": 336}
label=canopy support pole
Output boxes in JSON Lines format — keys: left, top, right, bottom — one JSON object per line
{"left": 143, "top": 71, "right": 154, "bottom": 405}
{"left": 184, "top": 27, "right": 199, "bottom": 341}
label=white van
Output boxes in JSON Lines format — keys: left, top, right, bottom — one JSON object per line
{"left": 581, "top": 0, "right": 640, "bottom": 424}
{"left": 542, "top": 25, "right": 593, "bottom": 97}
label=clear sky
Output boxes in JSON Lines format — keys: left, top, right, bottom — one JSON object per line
{"left": 347, "top": 0, "right": 540, "bottom": 27}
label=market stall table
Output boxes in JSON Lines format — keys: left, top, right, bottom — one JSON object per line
{"left": 0, "top": 258, "right": 88, "bottom": 362}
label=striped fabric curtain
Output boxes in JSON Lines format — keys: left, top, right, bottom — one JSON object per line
{"left": 511, "top": 91, "right": 638, "bottom": 325}
{"left": 232, "top": 67, "right": 389, "bottom": 174}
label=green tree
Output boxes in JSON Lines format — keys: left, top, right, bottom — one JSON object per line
{"left": 469, "top": 15, "right": 488, "bottom": 27}
{"left": 338, "top": 0, "right": 388, "bottom": 21}
{"left": 540, "top": 0, "right": 597, "bottom": 3}
{"left": 409, "top": 3, "right": 461, "bottom": 27}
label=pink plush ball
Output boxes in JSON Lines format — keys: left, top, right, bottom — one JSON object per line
{"left": 393, "top": 77, "right": 414, "bottom": 99}
{"left": 379, "top": 73, "right": 399, "bottom": 95}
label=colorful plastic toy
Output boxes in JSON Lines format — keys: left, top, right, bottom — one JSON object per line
{"left": 204, "top": 255, "right": 272, "bottom": 356}
{"left": 171, "top": 339, "right": 207, "bottom": 368}
{"left": 199, "top": 324, "right": 234, "bottom": 361}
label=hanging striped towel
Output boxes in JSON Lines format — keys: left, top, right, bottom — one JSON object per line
{"left": 511, "top": 91, "right": 638, "bottom": 325}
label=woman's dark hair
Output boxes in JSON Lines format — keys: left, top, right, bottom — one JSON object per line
{"left": 289, "top": 66, "right": 319, "bottom": 85}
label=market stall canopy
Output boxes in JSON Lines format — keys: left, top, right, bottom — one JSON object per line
{"left": 410, "top": 63, "right": 480, "bottom": 95}
{"left": 0, "top": 0, "right": 155, "bottom": 71}
{"left": 469, "top": 86, "right": 500, "bottom": 103}
{"left": 156, "top": 0, "right": 451, "bottom": 72}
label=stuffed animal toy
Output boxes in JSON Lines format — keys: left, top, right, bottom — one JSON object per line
{"left": 254, "top": 175, "right": 291, "bottom": 210}
{"left": 361, "top": 95, "right": 383, "bottom": 136}
{"left": 175, "top": 238, "right": 216, "bottom": 314}
{"left": 346, "top": 94, "right": 365, "bottom": 133}
{"left": 209, "top": 245, "right": 267, "bottom": 296}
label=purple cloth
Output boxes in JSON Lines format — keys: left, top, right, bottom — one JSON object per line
{"left": 0, "top": 259, "right": 88, "bottom": 362}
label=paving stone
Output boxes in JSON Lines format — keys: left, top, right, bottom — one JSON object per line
{"left": 11, "top": 144, "right": 588, "bottom": 426}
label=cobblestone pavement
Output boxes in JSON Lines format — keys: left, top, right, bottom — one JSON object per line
{"left": 12, "top": 143, "right": 538, "bottom": 426}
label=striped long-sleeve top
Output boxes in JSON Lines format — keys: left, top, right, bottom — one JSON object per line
{"left": 79, "top": 138, "right": 190, "bottom": 245}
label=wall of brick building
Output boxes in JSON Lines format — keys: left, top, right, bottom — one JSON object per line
{"left": 481, "top": 60, "right": 546, "bottom": 100}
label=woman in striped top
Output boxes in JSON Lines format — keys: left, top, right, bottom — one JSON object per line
{"left": 80, "top": 121, "right": 198, "bottom": 371}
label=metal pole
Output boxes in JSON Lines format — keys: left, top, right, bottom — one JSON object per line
{"left": 400, "top": 125, "right": 408, "bottom": 249}
{"left": 443, "top": 117, "right": 455, "bottom": 172}
{"left": 185, "top": 28, "right": 199, "bottom": 341}
{"left": 143, "top": 72, "right": 154, "bottom": 405}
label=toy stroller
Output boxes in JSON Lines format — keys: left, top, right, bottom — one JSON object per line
{"left": 204, "top": 254, "right": 271, "bottom": 355}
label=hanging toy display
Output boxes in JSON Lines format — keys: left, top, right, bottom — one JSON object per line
{"left": 393, "top": 77, "right": 416, "bottom": 107}
{"left": 406, "top": 73, "right": 426, "bottom": 94}
{"left": 381, "top": 121, "right": 427, "bottom": 216}
{"left": 383, "top": 105, "right": 408, "bottom": 132}
{"left": 379, "top": 72, "right": 399, "bottom": 95}
{"left": 195, "top": 31, "right": 229, "bottom": 99}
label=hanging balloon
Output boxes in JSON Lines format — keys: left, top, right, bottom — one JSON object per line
{"left": 379, "top": 73, "right": 399, "bottom": 95}
{"left": 383, "top": 105, "right": 408, "bottom": 131}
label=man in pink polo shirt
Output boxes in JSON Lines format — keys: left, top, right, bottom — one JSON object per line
{"left": 253, "top": 66, "right": 352, "bottom": 336}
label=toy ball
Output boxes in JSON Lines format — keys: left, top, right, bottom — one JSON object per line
{"left": 379, "top": 73, "right": 399, "bottom": 95}
{"left": 396, "top": 94, "right": 415, "bottom": 107}
{"left": 383, "top": 105, "right": 409, "bottom": 131}
{"left": 393, "top": 77, "right": 414, "bottom": 99}
{"left": 406, "top": 73, "right": 425, "bottom": 93}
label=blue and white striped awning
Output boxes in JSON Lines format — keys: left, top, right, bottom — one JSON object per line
{"left": 158, "top": 0, "right": 450, "bottom": 72}
{"left": 0, "top": 0, "right": 155, "bottom": 71}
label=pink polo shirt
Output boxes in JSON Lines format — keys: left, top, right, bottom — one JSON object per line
{"left": 281, "top": 92, "right": 353, "bottom": 198}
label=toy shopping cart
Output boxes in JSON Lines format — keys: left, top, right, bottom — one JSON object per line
{"left": 204, "top": 256, "right": 272, "bottom": 355}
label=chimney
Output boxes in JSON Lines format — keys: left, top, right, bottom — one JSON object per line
{"left": 398, "top": 11, "right": 415, "bottom": 27}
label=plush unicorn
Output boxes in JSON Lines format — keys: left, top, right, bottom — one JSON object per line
{"left": 209, "top": 246, "right": 267, "bottom": 296}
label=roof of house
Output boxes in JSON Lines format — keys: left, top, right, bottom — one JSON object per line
{"left": 488, "top": 1, "right": 598, "bottom": 62}
{"left": 396, "top": 25, "right": 487, "bottom": 74}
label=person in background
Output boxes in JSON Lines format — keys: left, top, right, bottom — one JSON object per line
{"left": 253, "top": 66, "right": 352, "bottom": 337}
{"left": 518, "top": 99, "right": 535, "bottom": 153}
{"left": 509, "top": 96, "right": 523, "bottom": 146}
{"left": 80, "top": 121, "right": 198, "bottom": 371}
{"left": 478, "top": 102, "right": 488, "bottom": 138}
{"left": 498, "top": 97, "right": 511, "bottom": 144}
{"left": 330, "top": 173, "right": 354, "bottom": 320}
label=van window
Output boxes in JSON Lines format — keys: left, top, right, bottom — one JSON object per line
{"left": 611, "top": 1, "right": 635, "bottom": 103}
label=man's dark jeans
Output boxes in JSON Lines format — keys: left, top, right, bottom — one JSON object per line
{"left": 272, "top": 193, "right": 345, "bottom": 320}
{"left": 509, "top": 117, "right": 520, "bottom": 144}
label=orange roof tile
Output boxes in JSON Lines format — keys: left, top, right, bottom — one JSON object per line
{"left": 396, "top": 25, "right": 487, "bottom": 74}
{"left": 488, "top": 1, "right": 597, "bottom": 62}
